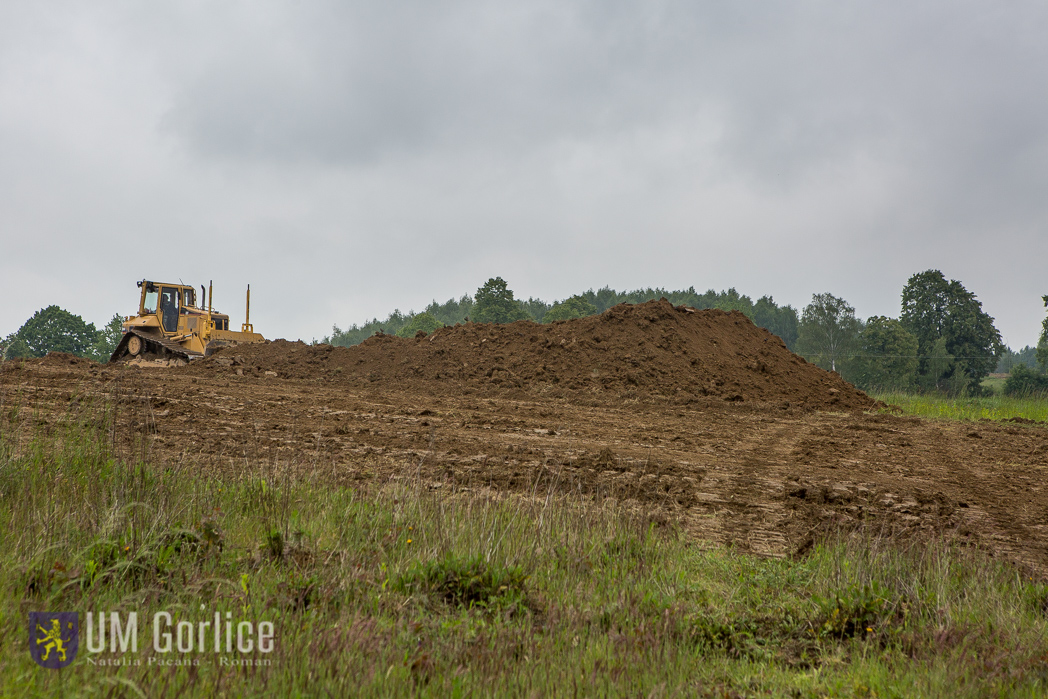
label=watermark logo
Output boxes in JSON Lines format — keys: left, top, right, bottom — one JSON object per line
{"left": 29, "top": 612, "right": 79, "bottom": 669}
{"left": 29, "top": 610, "right": 274, "bottom": 669}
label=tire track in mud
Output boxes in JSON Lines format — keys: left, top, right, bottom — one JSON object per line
{"left": 683, "top": 420, "right": 808, "bottom": 557}
{"left": 932, "top": 423, "right": 1048, "bottom": 572}
{"left": 6, "top": 355, "right": 1048, "bottom": 575}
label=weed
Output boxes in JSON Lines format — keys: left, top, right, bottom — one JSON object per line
{"left": 813, "top": 581, "right": 894, "bottom": 640}
{"left": 395, "top": 553, "right": 529, "bottom": 612}
{"left": 264, "top": 529, "right": 284, "bottom": 560}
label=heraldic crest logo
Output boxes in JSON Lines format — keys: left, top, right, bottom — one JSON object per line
{"left": 29, "top": 612, "right": 79, "bottom": 669}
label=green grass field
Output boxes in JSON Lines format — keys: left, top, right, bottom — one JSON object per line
{"left": 871, "top": 391, "right": 1048, "bottom": 422}
{"left": 4, "top": 401, "right": 1048, "bottom": 697}
{"left": 981, "top": 376, "right": 1009, "bottom": 395}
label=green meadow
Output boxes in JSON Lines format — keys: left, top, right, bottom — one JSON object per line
{"left": 871, "top": 391, "right": 1048, "bottom": 423}
{"left": 3, "top": 396, "right": 1048, "bottom": 697}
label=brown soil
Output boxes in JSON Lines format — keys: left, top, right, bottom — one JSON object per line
{"left": 5, "top": 300, "right": 1048, "bottom": 575}
{"left": 185, "top": 299, "right": 875, "bottom": 412}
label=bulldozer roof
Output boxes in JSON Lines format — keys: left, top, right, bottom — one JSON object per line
{"left": 139, "top": 280, "right": 196, "bottom": 291}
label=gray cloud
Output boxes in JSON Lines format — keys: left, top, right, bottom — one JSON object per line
{"left": 1, "top": 1, "right": 1046, "bottom": 349}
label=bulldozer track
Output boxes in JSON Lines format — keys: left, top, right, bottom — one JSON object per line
{"left": 111, "top": 328, "right": 204, "bottom": 363}
{"left": 142, "top": 329, "right": 204, "bottom": 359}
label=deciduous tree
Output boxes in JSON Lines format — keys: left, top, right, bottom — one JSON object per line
{"left": 89, "top": 313, "right": 125, "bottom": 361}
{"left": 900, "top": 270, "right": 1003, "bottom": 391}
{"left": 852, "top": 316, "right": 918, "bottom": 391}
{"left": 796, "top": 293, "right": 862, "bottom": 374}
{"left": 473, "top": 278, "right": 530, "bottom": 324}
{"left": 3, "top": 306, "right": 99, "bottom": 359}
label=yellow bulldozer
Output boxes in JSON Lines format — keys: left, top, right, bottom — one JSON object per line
{"left": 109, "top": 279, "right": 265, "bottom": 363}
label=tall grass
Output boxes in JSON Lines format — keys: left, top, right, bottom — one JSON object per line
{"left": 872, "top": 391, "right": 1048, "bottom": 422}
{"left": 3, "top": 393, "right": 1048, "bottom": 696}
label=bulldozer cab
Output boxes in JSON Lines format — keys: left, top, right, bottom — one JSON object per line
{"left": 140, "top": 281, "right": 196, "bottom": 333}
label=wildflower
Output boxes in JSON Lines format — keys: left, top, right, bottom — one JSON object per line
{"left": 407, "top": 539, "right": 413, "bottom": 544}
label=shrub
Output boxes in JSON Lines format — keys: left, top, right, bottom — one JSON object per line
{"left": 395, "top": 554, "right": 528, "bottom": 610}
{"left": 1003, "top": 364, "right": 1048, "bottom": 397}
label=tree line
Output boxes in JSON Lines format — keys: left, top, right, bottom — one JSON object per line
{"left": 795, "top": 272, "right": 1048, "bottom": 396}
{"left": 327, "top": 271, "right": 1048, "bottom": 397}
{"left": 325, "top": 278, "right": 801, "bottom": 350}
{"left": 5, "top": 273, "right": 1047, "bottom": 398}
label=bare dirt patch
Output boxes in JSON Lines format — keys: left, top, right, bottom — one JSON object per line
{"left": 4, "top": 301, "right": 1048, "bottom": 574}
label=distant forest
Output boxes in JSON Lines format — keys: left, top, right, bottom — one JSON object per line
{"left": 325, "top": 275, "right": 1048, "bottom": 397}
{"left": 324, "top": 285, "right": 800, "bottom": 350}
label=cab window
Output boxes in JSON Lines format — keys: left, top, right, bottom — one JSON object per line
{"left": 143, "top": 290, "right": 158, "bottom": 314}
{"left": 182, "top": 289, "right": 195, "bottom": 309}
{"left": 160, "top": 288, "right": 179, "bottom": 313}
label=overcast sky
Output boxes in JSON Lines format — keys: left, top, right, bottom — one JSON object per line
{"left": 2, "top": 1, "right": 1046, "bottom": 348}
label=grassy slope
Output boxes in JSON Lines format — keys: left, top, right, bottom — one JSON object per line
{"left": 3, "top": 402, "right": 1048, "bottom": 697}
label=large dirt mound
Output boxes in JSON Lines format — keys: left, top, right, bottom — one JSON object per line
{"left": 187, "top": 299, "right": 873, "bottom": 411}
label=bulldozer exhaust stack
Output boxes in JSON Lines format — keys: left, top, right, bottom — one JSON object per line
{"left": 242, "top": 284, "right": 253, "bottom": 334}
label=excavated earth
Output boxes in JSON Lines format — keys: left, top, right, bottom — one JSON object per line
{"left": 4, "top": 300, "right": 1048, "bottom": 574}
